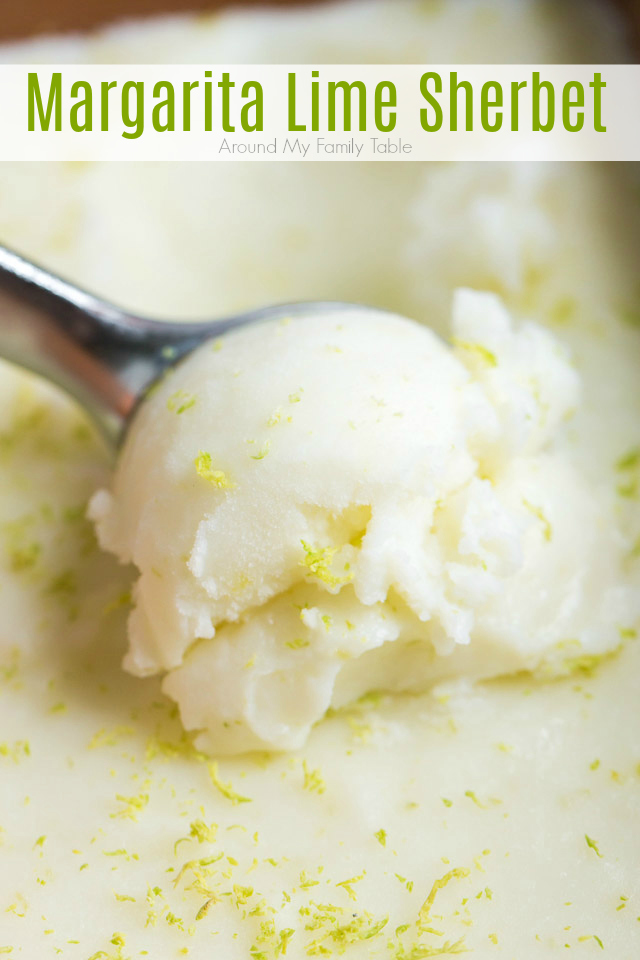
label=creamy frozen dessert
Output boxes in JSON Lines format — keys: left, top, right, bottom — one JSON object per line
{"left": 2, "top": 2, "right": 640, "bottom": 959}
{"left": 91, "top": 293, "right": 635, "bottom": 753}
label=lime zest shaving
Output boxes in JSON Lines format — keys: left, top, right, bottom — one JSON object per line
{"left": 250, "top": 441, "right": 271, "bottom": 460}
{"left": 617, "top": 479, "right": 638, "bottom": 499}
{"left": 195, "top": 897, "right": 218, "bottom": 921}
{"left": 111, "top": 792, "right": 149, "bottom": 821}
{"left": 615, "top": 447, "right": 640, "bottom": 471}
{"left": 452, "top": 337, "right": 498, "bottom": 367}
{"left": 336, "top": 873, "right": 365, "bottom": 902}
{"left": 392, "top": 936, "right": 468, "bottom": 958}
{"left": 395, "top": 873, "right": 414, "bottom": 892}
{"left": 302, "top": 761, "right": 326, "bottom": 795}
{"left": 298, "top": 870, "right": 320, "bottom": 890}
{"left": 537, "top": 639, "right": 627, "bottom": 680}
{"left": 418, "top": 868, "right": 470, "bottom": 929}
{"left": 286, "top": 637, "right": 310, "bottom": 650}
{"left": 9, "top": 541, "right": 40, "bottom": 572}
{"left": 167, "top": 390, "right": 197, "bottom": 415}
{"left": 194, "top": 451, "right": 234, "bottom": 489}
{"left": 88, "top": 726, "right": 134, "bottom": 750}
{"left": 275, "top": 928, "right": 295, "bottom": 955}
{"left": 523, "top": 499, "right": 552, "bottom": 541}
{"left": 562, "top": 650, "right": 619, "bottom": 677}
{"left": 102, "top": 591, "right": 132, "bottom": 616}
{"left": 207, "top": 761, "right": 252, "bottom": 805}
{"left": 585, "top": 834, "right": 603, "bottom": 858}
{"left": 299, "top": 540, "right": 352, "bottom": 588}
{"left": 173, "top": 853, "right": 223, "bottom": 889}
{"left": 464, "top": 790, "right": 486, "bottom": 808}
{"left": 313, "top": 913, "right": 387, "bottom": 951}
{"left": 0, "top": 740, "right": 30, "bottom": 763}
{"left": 347, "top": 716, "right": 372, "bottom": 743}
{"left": 189, "top": 820, "right": 218, "bottom": 844}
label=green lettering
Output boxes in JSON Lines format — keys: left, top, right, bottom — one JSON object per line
{"left": 374, "top": 81, "right": 396, "bottom": 132}
{"left": 288, "top": 73, "right": 305, "bottom": 131}
{"left": 101, "top": 80, "right": 117, "bottom": 131}
{"left": 121, "top": 81, "right": 144, "bottom": 140}
{"left": 481, "top": 80, "right": 502, "bottom": 132}
{"left": 28, "top": 72, "right": 61, "bottom": 132}
{"left": 328, "top": 80, "right": 366, "bottom": 132}
{"left": 241, "top": 80, "right": 263, "bottom": 132}
{"left": 510, "top": 80, "right": 526, "bottom": 131}
{"left": 152, "top": 80, "right": 175, "bottom": 132}
{"left": 182, "top": 80, "right": 198, "bottom": 132}
{"left": 562, "top": 80, "right": 584, "bottom": 132}
{"left": 532, "top": 71, "right": 554, "bottom": 132}
{"left": 218, "top": 72, "right": 235, "bottom": 132}
{"left": 590, "top": 72, "right": 606, "bottom": 132}
{"left": 450, "top": 71, "right": 473, "bottom": 132}
{"left": 70, "top": 79, "right": 92, "bottom": 132}
{"left": 419, "top": 72, "right": 442, "bottom": 132}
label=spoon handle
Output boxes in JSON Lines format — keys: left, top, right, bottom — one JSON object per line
{"left": 0, "top": 245, "right": 205, "bottom": 440}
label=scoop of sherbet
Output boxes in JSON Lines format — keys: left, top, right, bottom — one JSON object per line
{"left": 89, "top": 291, "right": 636, "bottom": 753}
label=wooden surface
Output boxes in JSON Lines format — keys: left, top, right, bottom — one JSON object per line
{"left": 0, "top": 0, "right": 636, "bottom": 46}
{"left": 0, "top": 0, "right": 318, "bottom": 42}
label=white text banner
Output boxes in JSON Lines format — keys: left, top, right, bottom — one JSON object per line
{"left": 1, "top": 64, "right": 638, "bottom": 161}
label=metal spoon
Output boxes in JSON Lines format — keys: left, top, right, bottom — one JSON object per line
{"left": 0, "top": 244, "right": 349, "bottom": 443}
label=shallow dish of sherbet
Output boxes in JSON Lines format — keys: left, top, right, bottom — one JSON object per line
{"left": 1, "top": 1, "right": 640, "bottom": 959}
